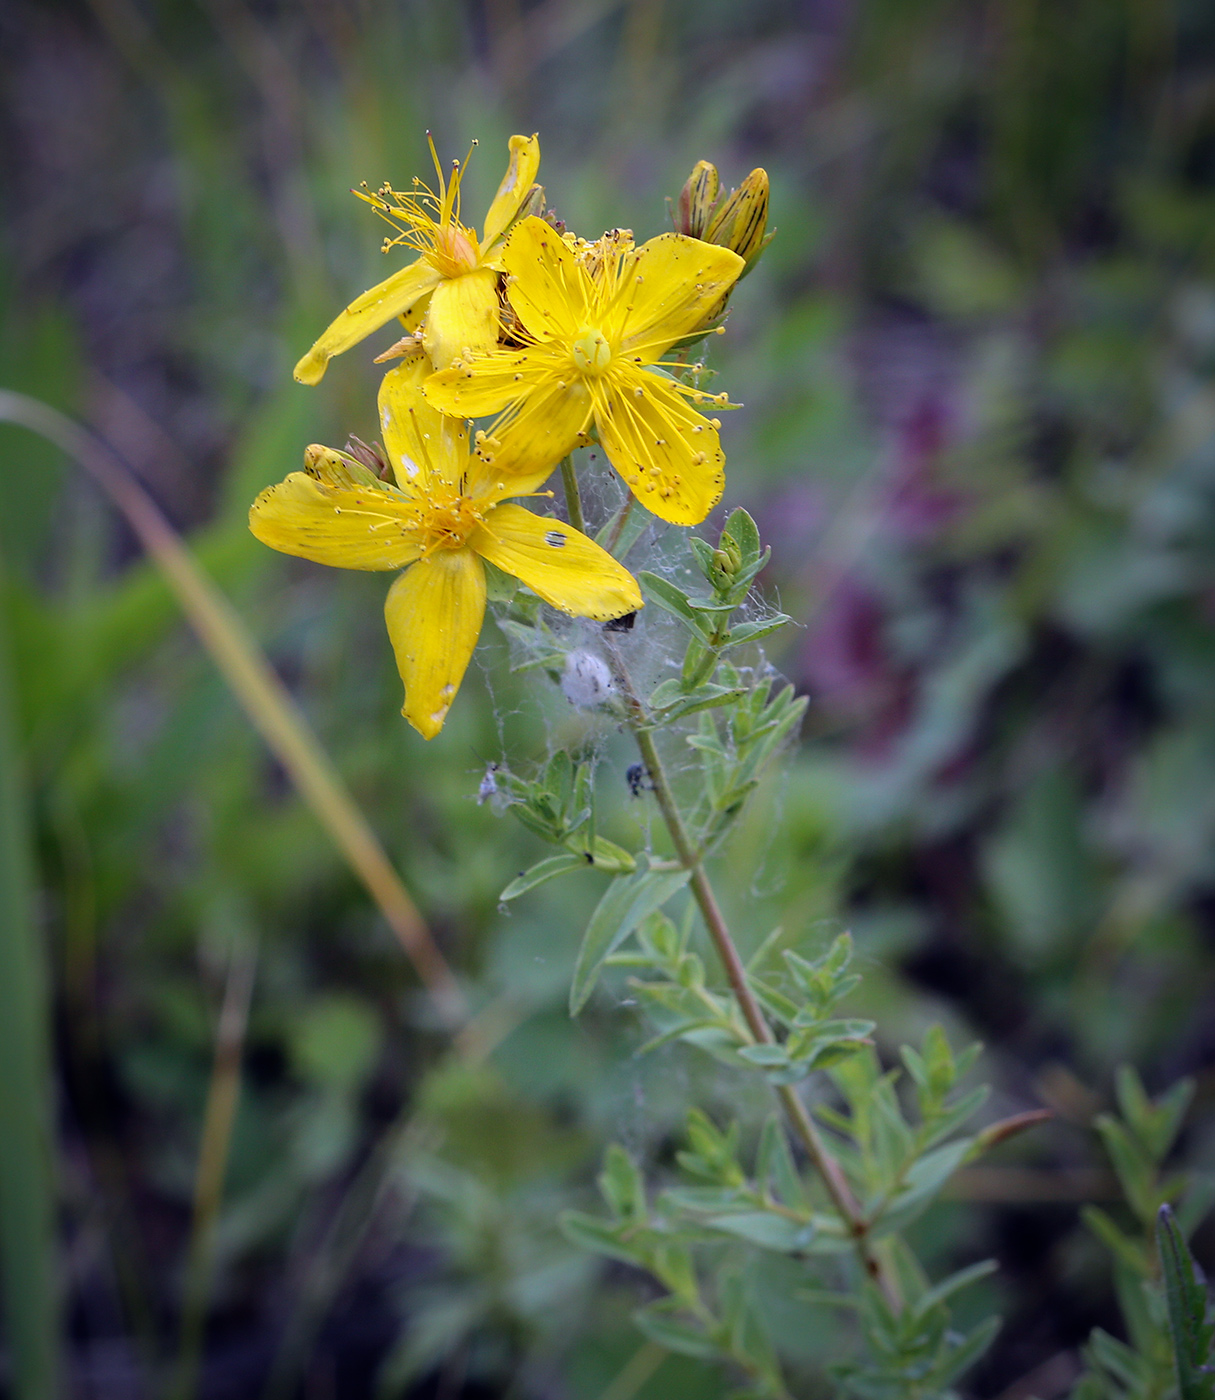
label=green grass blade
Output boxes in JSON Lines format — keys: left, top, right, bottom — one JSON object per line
{"left": 0, "top": 579, "right": 59, "bottom": 1398}
{"left": 1157, "top": 1204, "right": 1215, "bottom": 1400}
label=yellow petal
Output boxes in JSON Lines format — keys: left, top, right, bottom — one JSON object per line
{"left": 480, "top": 134, "right": 542, "bottom": 249}
{"left": 249, "top": 469, "right": 423, "bottom": 570}
{"left": 422, "top": 267, "right": 501, "bottom": 370}
{"left": 592, "top": 369, "right": 724, "bottom": 526}
{"left": 501, "top": 216, "right": 591, "bottom": 341}
{"left": 471, "top": 503, "right": 642, "bottom": 620}
{"left": 424, "top": 344, "right": 559, "bottom": 418}
{"left": 600, "top": 234, "right": 744, "bottom": 358}
{"left": 385, "top": 550, "right": 487, "bottom": 739}
{"left": 379, "top": 356, "right": 468, "bottom": 493}
{"left": 294, "top": 258, "right": 443, "bottom": 385}
{"left": 476, "top": 370, "right": 593, "bottom": 481}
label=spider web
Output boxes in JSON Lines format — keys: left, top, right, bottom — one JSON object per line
{"left": 474, "top": 444, "right": 793, "bottom": 878}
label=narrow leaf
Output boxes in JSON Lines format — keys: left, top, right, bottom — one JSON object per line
{"left": 1157, "top": 1204, "right": 1215, "bottom": 1400}
{"left": 499, "top": 852, "right": 585, "bottom": 901}
{"left": 703, "top": 1211, "right": 816, "bottom": 1253}
{"left": 560, "top": 1211, "right": 649, "bottom": 1269}
{"left": 569, "top": 868, "right": 691, "bottom": 1014}
{"left": 633, "top": 1301, "right": 720, "bottom": 1360}
{"left": 638, "top": 572, "right": 711, "bottom": 637}
{"left": 934, "top": 1316, "right": 1002, "bottom": 1387}
{"left": 0, "top": 596, "right": 58, "bottom": 1400}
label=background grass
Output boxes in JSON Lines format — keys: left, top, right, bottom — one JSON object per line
{"left": 3, "top": 1, "right": 1215, "bottom": 1396}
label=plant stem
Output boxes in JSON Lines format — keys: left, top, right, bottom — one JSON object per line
{"left": 604, "top": 495, "right": 635, "bottom": 556}
{"left": 607, "top": 643, "right": 894, "bottom": 1296}
{"left": 560, "top": 455, "right": 586, "bottom": 536}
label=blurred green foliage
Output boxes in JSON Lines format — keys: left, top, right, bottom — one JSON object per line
{"left": 4, "top": 0, "right": 1215, "bottom": 1395}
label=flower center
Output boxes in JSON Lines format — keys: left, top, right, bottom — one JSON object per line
{"left": 426, "top": 224, "right": 481, "bottom": 278}
{"left": 420, "top": 493, "right": 483, "bottom": 553}
{"left": 571, "top": 327, "right": 613, "bottom": 374}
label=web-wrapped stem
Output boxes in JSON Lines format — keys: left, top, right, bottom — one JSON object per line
{"left": 604, "top": 640, "right": 897, "bottom": 1304}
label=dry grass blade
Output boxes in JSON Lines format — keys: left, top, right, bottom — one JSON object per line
{"left": 171, "top": 939, "right": 258, "bottom": 1400}
{"left": 0, "top": 390, "right": 466, "bottom": 1028}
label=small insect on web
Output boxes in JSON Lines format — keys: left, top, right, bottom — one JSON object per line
{"left": 477, "top": 762, "right": 500, "bottom": 805}
{"left": 626, "top": 763, "right": 653, "bottom": 797}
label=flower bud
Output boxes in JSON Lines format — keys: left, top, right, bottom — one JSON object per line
{"left": 704, "top": 168, "right": 773, "bottom": 274}
{"left": 711, "top": 538, "right": 742, "bottom": 589}
{"left": 515, "top": 183, "right": 547, "bottom": 224}
{"left": 676, "top": 160, "right": 721, "bottom": 239}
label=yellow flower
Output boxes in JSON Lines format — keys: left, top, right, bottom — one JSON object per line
{"left": 423, "top": 217, "right": 745, "bottom": 526}
{"left": 294, "top": 133, "right": 541, "bottom": 384}
{"left": 250, "top": 354, "right": 642, "bottom": 739}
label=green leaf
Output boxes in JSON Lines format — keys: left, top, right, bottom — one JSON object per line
{"left": 650, "top": 1242, "right": 699, "bottom": 1302}
{"left": 1157, "top": 1204, "right": 1215, "bottom": 1399}
{"left": 702, "top": 1211, "right": 817, "bottom": 1253}
{"left": 757, "top": 1116, "right": 805, "bottom": 1210}
{"left": 872, "top": 1139, "right": 974, "bottom": 1234}
{"left": 569, "top": 835, "right": 637, "bottom": 873}
{"left": 633, "top": 1299, "right": 720, "bottom": 1360}
{"left": 1096, "top": 1113, "right": 1160, "bottom": 1224}
{"left": 1082, "top": 1205, "right": 1149, "bottom": 1275}
{"left": 638, "top": 572, "right": 711, "bottom": 637}
{"left": 648, "top": 677, "right": 686, "bottom": 709}
{"left": 569, "top": 868, "right": 691, "bottom": 1014}
{"left": 663, "top": 1186, "right": 751, "bottom": 1213}
{"left": 933, "top": 1315, "right": 1002, "bottom": 1388}
{"left": 1087, "top": 1328, "right": 1146, "bottom": 1388}
{"left": 633, "top": 1018, "right": 725, "bottom": 1056}
{"left": 599, "top": 1144, "right": 647, "bottom": 1223}
{"left": 736, "top": 1044, "right": 791, "bottom": 1069}
{"left": 0, "top": 595, "right": 58, "bottom": 1400}
{"left": 723, "top": 616, "right": 792, "bottom": 648}
{"left": 499, "top": 852, "right": 586, "bottom": 900}
{"left": 914, "top": 1258, "right": 998, "bottom": 1317}
{"left": 921, "top": 1085, "right": 992, "bottom": 1150}
{"left": 722, "top": 508, "right": 762, "bottom": 569}
{"left": 653, "top": 684, "right": 747, "bottom": 722}
{"left": 560, "top": 1211, "right": 650, "bottom": 1269}
{"left": 1116, "top": 1067, "right": 1194, "bottom": 1164}
{"left": 687, "top": 535, "right": 718, "bottom": 579}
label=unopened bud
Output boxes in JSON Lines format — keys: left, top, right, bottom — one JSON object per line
{"left": 676, "top": 160, "right": 720, "bottom": 239}
{"left": 515, "top": 182, "right": 546, "bottom": 223}
{"left": 973, "top": 1109, "right": 1053, "bottom": 1155}
{"left": 711, "top": 538, "right": 742, "bottom": 586}
{"left": 344, "top": 434, "right": 391, "bottom": 479}
{"left": 705, "top": 168, "right": 773, "bottom": 274}
{"left": 373, "top": 330, "right": 425, "bottom": 364}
